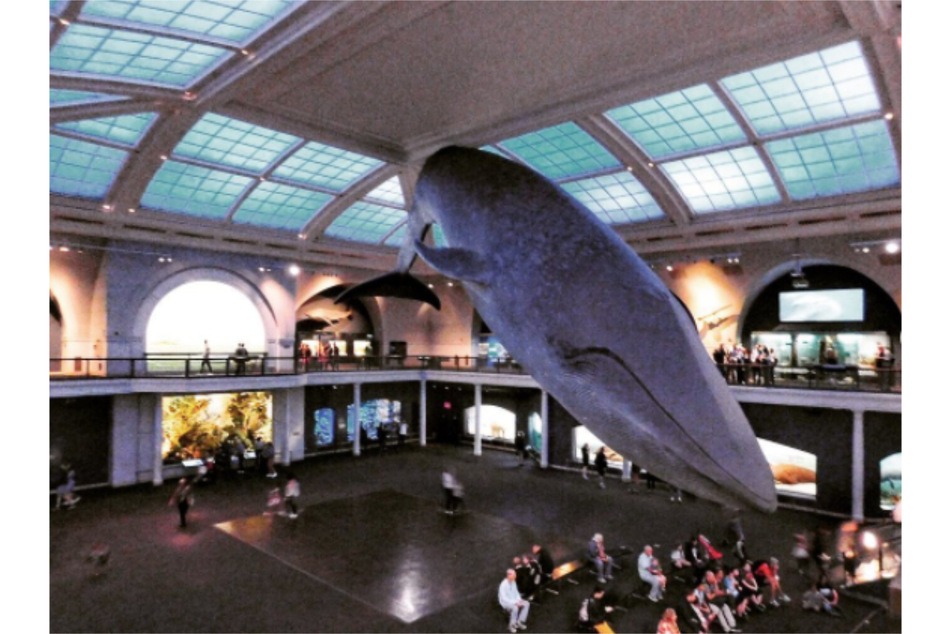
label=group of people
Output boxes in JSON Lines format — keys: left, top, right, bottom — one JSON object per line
{"left": 298, "top": 341, "right": 341, "bottom": 371}
{"left": 497, "top": 544, "right": 555, "bottom": 633}
{"left": 712, "top": 343, "right": 776, "bottom": 386}
{"left": 580, "top": 443, "right": 610, "bottom": 489}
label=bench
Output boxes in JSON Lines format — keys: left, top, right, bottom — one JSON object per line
{"left": 543, "top": 559, "right": 585, "bottom": 595}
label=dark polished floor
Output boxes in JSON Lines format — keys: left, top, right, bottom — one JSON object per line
{"left": 50, "top": 445, "right": 900, "bottom": 633}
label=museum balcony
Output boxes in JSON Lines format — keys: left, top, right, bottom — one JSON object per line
{"left": 49, "top": 354, "right": 901, "bottom": 394}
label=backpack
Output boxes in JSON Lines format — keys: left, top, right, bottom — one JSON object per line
{"left": 579, "top": 598, "right": 590, "bottom": 623}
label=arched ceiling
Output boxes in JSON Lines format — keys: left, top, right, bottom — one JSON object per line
{"left": 50, "top": 0, "right": 901, "bottom": 271}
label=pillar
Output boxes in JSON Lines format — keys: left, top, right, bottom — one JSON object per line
{"left": 419, "top": 379, "right": 427, "bottom": 447}
{"left": 622, "top": 459, "right": 632, "bottom": 483}
{"left": 353, "top": 382, "right": 362, "bottom": 457}
{"left": 474, "top": 384, "right": 482, "bottom": 456}
{"left": 852, "top": 409, "right": 865, "bottom": 521}
{"left": 540, "top": 390, "right": 549, "bottom": 469}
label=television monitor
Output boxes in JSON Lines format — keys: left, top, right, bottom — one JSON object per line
{"left": 779, "top": 289, "right": 864, "bottom": 322}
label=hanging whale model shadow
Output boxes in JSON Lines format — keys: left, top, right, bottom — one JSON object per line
{"left": 337, "top": 146, "right": 777, "bottom": 513}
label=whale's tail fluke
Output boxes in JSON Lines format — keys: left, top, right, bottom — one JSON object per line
{"left": 334, "top": 271, "right": 441, "bottom": 309}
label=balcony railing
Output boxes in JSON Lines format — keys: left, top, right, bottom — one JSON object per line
{"left": 49, "top": 355, "right": 900, "bottom": 393}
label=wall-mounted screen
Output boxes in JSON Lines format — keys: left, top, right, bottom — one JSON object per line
{"left": 347, "top": 399, "right": 401, "bottom": 441}
{"left": 779, "top": 289, "right": 864, "bottom": 322}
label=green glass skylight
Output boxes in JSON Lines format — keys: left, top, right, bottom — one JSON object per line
{"left": 364, "top": 176, "right": 404, "bottom": 207}
{"left": 721, "top": 41, "right": 881, "bottom": 136}
{"left": 50, "top": 89, "right": 127, "bottom": 107}
{"left": 50, "top": 23, "right": 229, "bottom": 88}
{"left": 273, "top": 142, "right": 383, "bottom": 191}
{"left": 232, "top": 181, "right": 333, "bottom": 231}
{"left": 50, "top": 1, "right": 69, "bottom": 17}
{"left": 383, "top": 223, "right": 407, "bottom": 247}
{"left": 141, "top": 160, "right": 252, "bottom": 219}
{"left": 325, "top": 201, "right": 406, "bottom": 244}
{"left": 767, "top": 120, "right": 899, "bottom": 200}
{"left": 662, "top": 146, "right": 781, "bottom": 214}
{"left": 431, "top": 223, "right": 447, "bottom": 247}
{"left": 173, "top": 113, "right": 300, "bottom": 173}
{"left": 561, "top": 172, "right": 664, "bottom": 225}
{"left": 498, "top": 122, "right": 620, "bottom": 180}
{"left": 606, "top": 84, "right": 746, "bottom": 160}
{"left": 54, "top": 112, "right": 158, "bottom": 146}
{"left": 81, "top": 0, "right": 298, "bottom": 45}
{"left": 50, "top": 134, "right": 128, "bottom": 199}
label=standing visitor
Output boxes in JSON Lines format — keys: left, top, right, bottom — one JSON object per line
{"left": 168, "top": 478, "right": 194, "bottom": 528}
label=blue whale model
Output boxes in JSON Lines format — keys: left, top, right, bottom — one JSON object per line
{"left": 339, "top": 146, "right": 777, "bottom": 512}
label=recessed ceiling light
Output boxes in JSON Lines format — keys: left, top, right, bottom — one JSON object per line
{"left": 288, "top": 264, "right": 301, "bottom": 276}
{"left": 666, "top": 265, "right": 673, "bottom": 272}
{"left": 884, "top": 112, "right": 894, "bottom": 121}
{"left": 885, "top": 242, "right": 899, "bottom": 254}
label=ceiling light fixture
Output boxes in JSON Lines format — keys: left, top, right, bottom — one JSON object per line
{"left": 287, "top": 264, "right": 301, "bottom": 277}
{"left": 885, "top": 242, "right": 899, "bottom": 254}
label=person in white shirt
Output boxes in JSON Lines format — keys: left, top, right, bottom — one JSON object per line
{"left": 498, "top": 568, "right": 529, "bottom": 632}
{"left": 637, "top": 545, "right": 665, "bottom": 602}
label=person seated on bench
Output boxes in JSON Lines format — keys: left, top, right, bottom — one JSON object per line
{"left": 693, "top": 582, "right": 741, "bottom": 633}
{"left": 588, "top": 533, "right": 615, "bottom": 583}
{"left": 701, "top": 570, "right": 740, "bottom": 632}
{"left": 578, "top": 585, "right": 614, "bottom": 632}
{"left": 637, "top": 545, "right": 666, "bottom": 602}
{"left": 684, "top": 535, "right": 710, "bottom": 585}
{"left": 532, "top": 543, "right": 555, "bottom": 585}
{"left": 514, "top": 555, "right": 540, "bottom": 601}
{"left": 656, "top": 607, "right": 681, "bottom": 634}
{"left": 753, "top": 557, "right": 790, "bottom": 607}
{"left": 684, "top": 590, "right": 716, "bottom": 634}
{"left": 499, "top": 568, "right": 530, "bottom": 633}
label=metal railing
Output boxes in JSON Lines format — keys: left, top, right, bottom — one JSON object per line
{"left": 49, "top": 355, "right": 900, "bottom": 393}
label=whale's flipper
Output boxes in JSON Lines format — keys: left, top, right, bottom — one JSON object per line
{"left": 414, "top": 241, "right": 494, "bottom": 285}
{"left": 334, "top": 272, "right": 442, "bottom": 309}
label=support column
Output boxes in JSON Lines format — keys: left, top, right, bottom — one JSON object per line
{"left": 852, "top": 409, "right": 865, "bottom": 521}
{"left": 152, "top": 396, "right": 164, "bottom": 486}
{"left": 622, "top": 459, "right": 632, "bottom": 483}
{"left": 540, "top": 390, "right": 549, "bottom": 469}
{"left": 353, "top": 383, "right": 362, "bottom": 457}
{"left": 474, "top": 384, "right": 482, "bottom": 456}
{"left": 419, "top": 379, "right": 427, "bottom": 447}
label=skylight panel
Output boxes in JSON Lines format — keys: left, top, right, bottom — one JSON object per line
{"left": 141, "top": 160, "right": 252, "bottom": 219}
{"left": 173, "top": 113, "right": 300, "bottom": 173}
{"left": 364, "top": 177, "right": 405, "bottom": 207}
{"left": 231, "top": 181, "right": 333, "bottom": 231}
{"left": 273, "top": 142, "right": 383, "bottom": 191}
{"left": 431, "top": 223, "right": 447, "bottom": 247}
{"left": 721, "top": 41, "right": 881, "bottom": 136}
{"left": 325, "top": 201, "right": 406, "bottom": 244}
{"left": 80, "top": 1, "right": 298, "bottom": 45}
{"left": 50, "top": 89, "right": 127, "bottom": 107}
{"left": 50, "top": 134, "right": 128, "bottom": 199}
{"left": 384, "top": 223, "right": 407, "bottom": 247}
{"left": 661, "top": 147, "right": 781, "bottom": 214}
{"left": 50, "top": 1, "right": 70, "bottom": 17}
{"left": 54, "top": 112, "right": 158, "bottom": 146}
{"left": 606, "top": 84, "right": 746, "bottom": 160}
{"left": 766, "top": 120, "right": 899, "bottom": 199}
{"left": 498, "top": 122, "right": 620, "bottom": 180}
{"left": 50, "top": 24, "right": 229, "bottom": 88}
{"left": 561, "top": 172, "right": 664, "bottom": 225}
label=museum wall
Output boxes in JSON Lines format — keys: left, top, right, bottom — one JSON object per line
{"left": 50, "top": 396, "right": 112, "bottom": 488}
{"left": 50, "top": 247, "right": 106, "bottom": 361}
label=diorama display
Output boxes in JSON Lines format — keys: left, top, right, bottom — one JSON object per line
{"left": 162, "top": 391, "right": 272, "bottom": 463}
{"left": 572, "top": 426, "right": 624, "bottom": 470}
{"left": 464, "top": 404, "right": 516, "bottom": 441}
{"left": 880, "top": 452, "right": 901, "bottom": 510}
{"left": 756, "top": 438, "right": 817, "bottom": 499}
{"left": 338, "top": 146, "right": 776, "bottom": 512}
